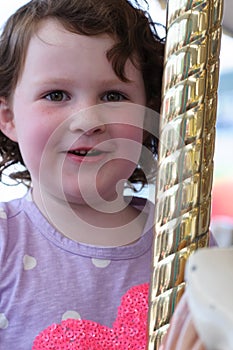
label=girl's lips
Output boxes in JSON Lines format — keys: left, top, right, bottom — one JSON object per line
{"left": 68, "top": 149, "right": 103, "bottom": 157}
{"left": 66, "top": 147, "right": 110, "bottom": 163}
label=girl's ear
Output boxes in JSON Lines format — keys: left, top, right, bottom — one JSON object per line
{"left": 0, "top": 97, "right": 18, "bottom": 142}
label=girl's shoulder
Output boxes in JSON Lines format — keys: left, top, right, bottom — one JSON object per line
{"left": 0, "top": 191, "right": 35, "bottom": 253}
{"left": 0, "top": 191, "right": 32, "bottom": 220}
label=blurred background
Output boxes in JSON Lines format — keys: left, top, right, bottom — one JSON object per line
{"left": 0, "top": 0, "right": 233, "bottom": 245}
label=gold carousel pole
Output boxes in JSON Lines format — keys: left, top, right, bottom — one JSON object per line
{"left": 148, "top": 0, "right": 224, "bottom": 348}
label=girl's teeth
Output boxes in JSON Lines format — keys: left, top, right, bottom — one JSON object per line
{"left": 70, "top": 149, "right": 101, "bottom": 156}
{"left": 79, "top": 150, "right": 88, "bottom": 155}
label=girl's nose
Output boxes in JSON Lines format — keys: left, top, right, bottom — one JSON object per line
{"left": 69, "top": 107, "right": 106, "bottom": 135}
{"left": 83, "top": 124, "right": 106, "bottom": 135}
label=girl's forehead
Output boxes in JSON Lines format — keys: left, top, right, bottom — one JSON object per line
{"left": 35, "top": 18, "right": 115, "bottom": 47}
{"left": 35, "top": 18, "right": 83, "bottom": 46}
{"left": 18, "top": 20, "right": 143, "bottom": 86}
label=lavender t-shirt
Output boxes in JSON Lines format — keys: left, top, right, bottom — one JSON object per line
{"left": 0, "top": 192, "right": 154, "bottom": 349}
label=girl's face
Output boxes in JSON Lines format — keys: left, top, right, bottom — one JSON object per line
{"left": 4, "top": 19, "right": 146, "bottom": 206}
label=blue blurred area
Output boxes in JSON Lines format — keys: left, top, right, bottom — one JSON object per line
{"left": 214, "top": 70, "right": 233, "bottom": 180}
{"left": 217, "top": 70, "right": 233, "bottom": 129}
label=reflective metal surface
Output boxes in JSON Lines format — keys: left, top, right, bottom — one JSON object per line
{"left": 148, "top": 1, "right": 223, "bottom": 348}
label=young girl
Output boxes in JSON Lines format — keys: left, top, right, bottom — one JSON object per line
{"left": 0, "top": 0, "right": 164, "bottom": 348}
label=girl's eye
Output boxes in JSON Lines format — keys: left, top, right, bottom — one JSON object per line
{"left": 44, "top": 91, "right": 69, "bottom": 102}
{"left": 102, "top": 91, "right": 127, "bottom": 102}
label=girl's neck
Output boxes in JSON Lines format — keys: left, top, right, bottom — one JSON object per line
{"left": 31, "top": 187, "right": 147, "bottom": 247}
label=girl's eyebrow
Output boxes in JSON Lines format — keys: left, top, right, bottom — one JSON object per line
{"left": 101, "top": 79, "right": 132, "bottom": 85}
{"left": 33, "top": 77, "right": 132, "bottom": 87}
{"left": 33, "top": 77, "right": 76, "bottom": 85}
{"left": 97, "top": 76, "right": 136, "bottom": 87}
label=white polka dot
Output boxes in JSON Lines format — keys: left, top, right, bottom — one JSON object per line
{"left": 23, "top": 254, "right": 37, "bottom": 270}
{"left": 0, "top": 314, "right": 9, "bottom": 329}
{"left": 91, "top": 258, "right": 111, "bottom": 268}
{"left": 62, "top": 310, "right": 81, "bottom": 321}
{"left": 0, "top": 209, "right": 7, "bottom": 220}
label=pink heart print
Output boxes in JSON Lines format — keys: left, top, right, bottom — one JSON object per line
{"left": 33, "top": 283, "right": 149, "bottom": 349}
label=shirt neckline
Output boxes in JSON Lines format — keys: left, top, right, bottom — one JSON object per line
{"left": 22, "top": 192, "right": 154, "bottom": 260}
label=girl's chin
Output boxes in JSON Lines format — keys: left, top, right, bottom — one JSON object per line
{"left": 41, "top": 187, "right": 118, "bottom": 207}
{"left": 35, "top": 172, "right": 126, "bottom": 208}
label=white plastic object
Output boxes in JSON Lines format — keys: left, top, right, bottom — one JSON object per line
{"left": 185, "top": 247, "right": 233, "bottom": 350}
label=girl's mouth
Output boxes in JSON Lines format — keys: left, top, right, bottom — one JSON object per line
{"left": 68, "top": 149, "right": 103, "bottom": 157}
{"left": 66, "top": 147, "right": 109, "bottom": 163}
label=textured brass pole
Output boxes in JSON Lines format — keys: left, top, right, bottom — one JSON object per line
{"left": 147, "top": 0, "right": 223, "bottom": 348}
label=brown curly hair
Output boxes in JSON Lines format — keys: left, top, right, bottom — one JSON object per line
{"left": 0, "top": 0, "right": 164, "bottom": 187}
